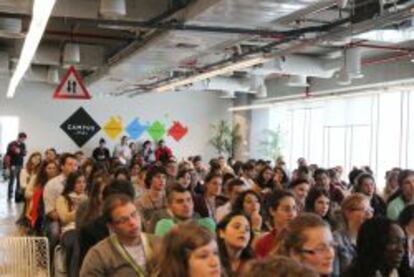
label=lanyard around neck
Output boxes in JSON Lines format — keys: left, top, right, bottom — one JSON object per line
{"left": 110, "top": 235, "right": 146, "bottom": 277}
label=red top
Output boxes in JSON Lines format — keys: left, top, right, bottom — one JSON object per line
{"left": 254, "top": 229, "right": 279, "bottom": 258}
{"left": 29, "top": 187, "right": 43, "bottom": 228}
{"left": 154, "top": 146, "right": 173, "bottom": 162}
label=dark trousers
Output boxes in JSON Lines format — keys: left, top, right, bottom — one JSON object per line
{"left": 61, "top": 230, "right": 78, "bottom": 277}
{"left": 45, "top": 219, "right": 61, "bottom": 264}
{"left": 7, "top": 165, "right": 22, "bottom": 200}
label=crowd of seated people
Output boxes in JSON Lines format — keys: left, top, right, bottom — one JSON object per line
{"left": 14, "top": 139, "right": 414, "bottom": 277}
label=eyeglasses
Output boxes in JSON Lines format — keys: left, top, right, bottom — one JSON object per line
{"left": 112, "top": 210, "right": 139, "bottom": 225}
{"left": 300, "top": 241, "right": 337, "bottom": 256}
{"left": 350, "top": 207, "right": 374, "bottom": 214}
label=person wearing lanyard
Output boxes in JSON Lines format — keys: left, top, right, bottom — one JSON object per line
{"left": 80, "top": 194, "right": 158, "bottom": 277}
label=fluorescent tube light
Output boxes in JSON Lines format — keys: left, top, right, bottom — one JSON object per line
{"left": 155, "top": 56, "right": 270, "bottom": 93}
{"left": 355, "top": 29, "right": 414, "bottom": 44}
{"left": 228, "top": 103, "right": 272, "bottom": 112}
{"left": 6, "top": 0, "right": 56, "bottom": 98}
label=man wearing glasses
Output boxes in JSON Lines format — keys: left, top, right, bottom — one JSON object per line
{"left": 80, "top": 194, "right": 158, "bottom": 276}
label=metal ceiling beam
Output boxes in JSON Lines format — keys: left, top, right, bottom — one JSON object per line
{"left": 144, "top": 2, "right": 414, "bottom": 94}
{"left": 85, "top": 0, "right": 223, "bottom": 84}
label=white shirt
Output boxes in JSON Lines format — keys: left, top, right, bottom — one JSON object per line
{"left": 20, "top": 168, "right": 37, "bottom": 199}
{"left": 241, "top": 177, "right": 255, "bottom": 189}
{"left": 43, "top": 174, "right": 66, "bottom": 215}
{"left": 113, "top": 144, "right": 132, "bottom": 164}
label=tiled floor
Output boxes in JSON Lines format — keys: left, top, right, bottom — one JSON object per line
{"left": 0, "top": 178, "right": 23, "bottom": 236}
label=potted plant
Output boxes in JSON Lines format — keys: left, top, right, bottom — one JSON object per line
{"left": 209, "top": 120, "right": 242, "bottom": 157}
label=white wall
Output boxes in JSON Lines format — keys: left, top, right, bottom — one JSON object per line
{"left": 0, "top": 79, "right": 232, "bottom": 160}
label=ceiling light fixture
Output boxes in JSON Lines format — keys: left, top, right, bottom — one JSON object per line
{"left": 155, "top": 55, "right": 271, "bottom": 93}
{"left": 6, "top": 0, "right": 56, "bottom": 98}
{"left": 63, "top": 43, "right": 81, "bottom": 65}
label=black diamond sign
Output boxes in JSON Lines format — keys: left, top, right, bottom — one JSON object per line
{"left": 60, "top": 107, "right": 101, "bottom": 147}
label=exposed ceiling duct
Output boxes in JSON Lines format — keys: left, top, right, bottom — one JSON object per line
{"left": 46, "top": 67, "right": 59, "bottom": 84}
{"left": 337, "top": 67, "right": 352, "bottom": 85}
{"left": 0, "top": 51, "right": 9, "bottom": 75}
{"left": 0, "top": 17, "right": 23, "bottom": 38}
{"left": 100, "top": 0, "right": 127, "bottom": 18}
{"left": 203, "top": 76, "right": 252, "bottom": 93}
{"left": 345, "top": 47, "right": 363, "bottom": 79}
{"left": 0, "top": 0, "right": 412, "bottom": 98}
{"left": 32, "top": 43, "right": 61, "bottom": 66}
{"left": 287, "top": 75, "right": 309, "bottom": 87}
{"left": 24, "top": 65, "right": 49, "bottom": 83}
{"left": 183, "top": 76, "right": 260, "bottom": 97}
{"left": 219, "top": 90, "right": 236, "bottom": 99}
{"left": 251, "top": 55, "right": 343, "bottom": 79}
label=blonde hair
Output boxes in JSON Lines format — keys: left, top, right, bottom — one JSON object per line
{"left": 341, "top": 193, "right": 369, "bottom": 213}
{"left": 26, "top": 151, "right": 42, "bottom": 173}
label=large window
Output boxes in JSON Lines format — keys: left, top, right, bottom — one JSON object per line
{"left": 0, "top": 116, "right": 19, "bottom": 154}
{"left": 255, "top": 88, "right": 414, "bottom": 190}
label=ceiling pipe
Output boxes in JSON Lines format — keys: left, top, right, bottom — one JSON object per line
{"left": 45, "top": 30, "right": 133, "bottom": 42}
{"left": 351, "top": 42, "right": 414, "bottom": 53}
{"left": 363, "top": 52, "right": 412, "bottom": 66}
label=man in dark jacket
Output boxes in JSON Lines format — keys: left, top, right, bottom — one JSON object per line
{"left": 6, "top": 132, "right": 27, "bottom": 202}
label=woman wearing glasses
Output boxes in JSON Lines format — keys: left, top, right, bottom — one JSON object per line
{"left": 277, "top": 213, "right": 336, "bottom": 276}
{"left": 333, "top": 193, "right": 373, "bottom": 275}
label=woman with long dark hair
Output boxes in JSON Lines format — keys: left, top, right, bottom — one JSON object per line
{"left": 232, "top": 190, "right": 264, "bottom": 233}
{"left": 305, "top": 187, "right": 335, "bottom": 227}
{"left": 254, "top": 190, "right": 298, "bottom": 258}
{"left": 354, "top": 173, "right": 386, "bottom": 217}
{"left": 56, "top": 171, "right": 88, "bottom": 274}
{"left": 26, "top": 160, "right": 59, "bottom": 234}
{"left": 217, "top": 211, "right": 254, "bottom": 276}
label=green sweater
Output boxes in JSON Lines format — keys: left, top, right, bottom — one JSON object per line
{"left": 387, "top": 196, "right": 405, "bottom": 221}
